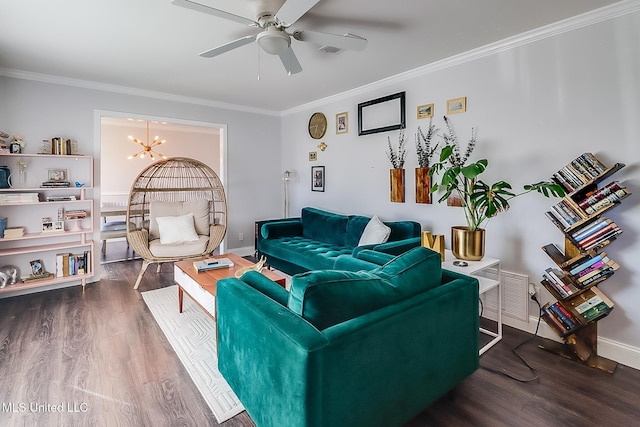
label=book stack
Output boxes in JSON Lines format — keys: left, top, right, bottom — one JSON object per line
{"left": 0, "top": 193, "right": 40, "bottom": 204}
{"left": 551, "top": 153, "right": 607, "bottom": 193}
{"left": 55, "top": 251, "right": 92, "bottom": 277}
{"left": 65, "top": 210, "right": 87, "bottom": 219}
{"left": 570, "top": 218, "right": 622, "bottom": 251}
{"left": 46, "top": 195, "right": 77, "bottom": 202}
{"left": 2, "top": 226, "right": 25, "bottom": 238}
{"left": 567, "top": 288, "right": 614, "bottom": 323}
{"left": 193, "top": 257, "right": 234, "bottom": 272}
{"left": 567, "top": 252, "right": 618, "bottom": 287}
{"left": 545, "top": 200, "right": 582, "bottom": 229}
{"left": 542, "top": 268, "right": 577, "bottom": 297}
{"left": 575, "top": 181, "right": 630, "bottom": 215}
{"left": 542, "top": 301, "right": 580, "bottom": 333}
{"left": 41, "top": 181, "right": 71, "bottom": 188}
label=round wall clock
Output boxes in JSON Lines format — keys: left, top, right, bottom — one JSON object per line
{"left": 308, "top": 112, "right": 327, "bottom": 139}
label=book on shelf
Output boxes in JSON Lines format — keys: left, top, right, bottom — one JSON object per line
{"left": 548, "top": 302, "right": 578, "bottom": 329}
{"left": 551, "top": 153, "right": 608, "bottom": 193}
{"left": 542, "top": 304, "right": 572, "bottom": 332}
{"left": 576, "top": 267, "right": 615, "bottom": 287}
{"left": 65, "top": 209, "right": 87, "bottom": 219}
{"left": 567, "top": 287, "right": 614, "bottom": 323}
{"left": 543, "top": 268, "right": 575, "bottom": 297}
{"left": 0, "top": 193, "right": 40, "bottom": 203}
{"left": 571, "top": 218, "right": 613, "bottom": 241}
{"left": 583, "top": 187, "right": 630, "bottom": 215}
{"left": 56, "top": 251, "right": 91, "bottom": 277}
{"left": 2, "top": 226, "right": 25, "bottom": 238}
{"left": 193, "top": 257, "right": 235, "bottom": 272}
{"left": 46, "top": 195, "right": 77, "bottom": 202}
{"left": 579, "top": 228, "right": 623, "bottom": 251}
{"left": 41, "top": 181, "right": 71, "bottom": 187}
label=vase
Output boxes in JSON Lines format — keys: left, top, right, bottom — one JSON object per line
{"left": 415, "top": 167, "right": 431, "bottom": 204}
{"left": 390, "top": 169, "right": 405, "bottom": 203}
{"left": 451, "top": 226, "right": 485, "bottom": 261}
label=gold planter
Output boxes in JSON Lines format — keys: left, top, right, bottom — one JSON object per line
{"left": 415, "top": 167, "right": 431, "bottom": 204}
{"left": 451, "top": 226, "right": 485, "bottom": 261}
{"left": 390, "top": 169, "right": 405, "bottom": 203}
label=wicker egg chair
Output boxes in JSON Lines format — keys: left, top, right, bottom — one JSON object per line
{"left": 126, "top": 157, "right": 227, "bottom": 289}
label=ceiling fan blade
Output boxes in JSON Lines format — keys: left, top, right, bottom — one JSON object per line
{"left": 275, "top": 0, "right": 320, "bottom": 26}
{"left": 199, "top": 35, "right": 257, "bottom": 58}
{"left": 171, "top": 0, "right": 258, "bottom": 26}
{"left": 278, "top": 47, "right": 303, "bottom": 75}
{"left": 293, "top": 30, "right": 367, "bottom": 51}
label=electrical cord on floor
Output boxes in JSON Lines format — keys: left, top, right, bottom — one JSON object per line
{"left": 480, "top": 294, "right": 542, "bottom": 382}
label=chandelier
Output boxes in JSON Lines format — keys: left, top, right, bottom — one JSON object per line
{"left": 127, "top": 122, "right": 167, "bottom": 160}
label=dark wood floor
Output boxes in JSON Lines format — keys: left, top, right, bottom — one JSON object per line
{"left": 1, "top": 253, "right": 639, "bottom": 426}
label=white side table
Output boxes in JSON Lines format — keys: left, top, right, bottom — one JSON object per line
{"left": 442, "top": 249, "right": 502, "bottom": 355}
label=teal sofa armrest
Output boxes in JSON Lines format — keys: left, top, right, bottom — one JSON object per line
{"left": 216, "top": 277, "right": 329, "bottom": 427}
{"left": 261, "top": 219, "right": 303, "bottom": 239}
{"left": 333, "top": 255, "right": 378, "bottom": 271}
{"left": 372, "top": 236, "right": 422, "bottom": 255}
{"left": 239, "top": 270, "right": 289, "bottom": 306}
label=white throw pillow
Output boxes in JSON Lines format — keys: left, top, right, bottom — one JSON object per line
{"left": 155, "top": 213, "right": 200, "bottom": 244}
{"left": 358, "top": 215, "right": 391, "bottom": 246}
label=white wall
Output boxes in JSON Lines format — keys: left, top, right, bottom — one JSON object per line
{"left": 281, "top": 10, "right": 640, "bottom": 366}
{"left": 0, "top": 77, "right": 283, "bottom": 253}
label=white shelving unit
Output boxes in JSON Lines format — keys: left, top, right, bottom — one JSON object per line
{"left": 0, "top": 153, "right": 94, "bottom": 294}
{"left": 443, "top": 249, "right": 502, "bottom": 355}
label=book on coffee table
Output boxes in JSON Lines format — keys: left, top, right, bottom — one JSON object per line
{"left": 193, "top": 257, "right": 235, "bottom": 273}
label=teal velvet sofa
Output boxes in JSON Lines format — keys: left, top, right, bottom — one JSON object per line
{"left": 257, "top": 207, "right": 421, "bottom": 275}
{"left": 217, "top": 247, "right": 480, "bottom": 427}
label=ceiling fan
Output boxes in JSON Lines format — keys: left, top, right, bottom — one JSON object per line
{"left": 171, "top": 0, "right": 368, "bottom": 75}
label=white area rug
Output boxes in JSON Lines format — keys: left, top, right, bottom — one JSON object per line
{"left": 142, "top": 285, "right": 245, "bottom": 423}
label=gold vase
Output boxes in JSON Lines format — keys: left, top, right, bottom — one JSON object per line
{"left": 390, "top": 169, "right": 405, "bottom": 203}
{"left": 451, "top": 226, "right": 485, "bottom": 261}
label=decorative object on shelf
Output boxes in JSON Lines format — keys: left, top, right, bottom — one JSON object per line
{"left": 9, "top": 135, "right": 25, "bottom": 153}
{"left": 386, "top": 129, "right": 406, "bottom": 203}
{"left": 421, "top": 231, "right": 445, "bottom": 261}
{"left": 47, "top": 168, "right": 68, "bottom": 182}
{"left": 0, "top": 217, "right": 6, "bottom": 238}
{"left": 429, "top": 116, "right": 565, "bottom": 260}
{"left": 538, "top": 153, "right": 629, "bottom": 373}
{"left": 127, "top": 122, "right": 168, "bottom": 161}
{"left": 308, "top": 152, "right": 317, "bottom": 161}
{"left": 311, "top": 165, "right": 325, "bottom": 192}
{"left": 446, "top": 97, "right": 467, "bottom": 114}
{"left": 0, "top": 166, "right": 11, "bottom": 189}
{"left": 415, "top": 119, "right": 439, "bottom": 204}
{"left": 336, "top": 111, "right": 348, "bottom": 134}
{"left": 417, "top": 103, "right": 434, "bottom": 119}
{"left": 75, "top": 181, "right": 85, "bottom": 187}
{"left": 0, "top": 265, "right": 20, "bottom": 286}
{"left": 358, "top": 91, "right": 406, "bottom": 136}
{"left": 42, "top": 216, "right": 64, "bottom": 233}
{"left": 0, "top": 271, "right": 7, "bottom": 289}
{"left": 317, "top": 142, "right": 327, "bottom": 151}
{"left": 308, "top": 112, "right": 327, "bottom": 139}
{"left": 29, "top": 259, "right": 45, "bottom": 276}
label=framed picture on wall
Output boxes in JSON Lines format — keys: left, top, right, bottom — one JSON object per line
{"left": 311, "top": 166, "right": 325, "bottom": 192}
{"left": 446, "top": 97, "right": 467, "bottom": 114}
{"left": 309, "top": 151, "right": 317, "bottom": 161}
{"left": 417, "top": 103, "right": 434, "bottom": 119}
{"left": 336, "top": 112, "right": 348, "bottom": 134}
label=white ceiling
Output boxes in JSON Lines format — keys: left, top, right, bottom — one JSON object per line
{"left": 0, "top": 0, "right": 622, "bottom": 112}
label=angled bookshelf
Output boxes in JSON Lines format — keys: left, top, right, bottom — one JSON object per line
{"left": 538, "top": 153, "right": 629, "bottom": 373}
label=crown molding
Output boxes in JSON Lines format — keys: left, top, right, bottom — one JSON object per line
{"left": 282, "top": 0, "right": 640, "bottom": 116}
{"left": 0, "top": 67, "right": 280, "bottom": 117}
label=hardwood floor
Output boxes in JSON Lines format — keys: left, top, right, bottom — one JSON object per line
{"left": 1, "top": 256, "right": 639, "bottom": 427}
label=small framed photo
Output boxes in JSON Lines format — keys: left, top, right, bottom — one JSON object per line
{"left": 309, "top": 151, "right": 317, "bottom": 161}
{"left": 417, "top": 103, "right": 434, "bottom": 119}
{"left": 30, "top": 259, "right": 46, "bottom": 276}
{"left": 47, "top": 168, "right": 68, "bottom": 182}
{"left": 446, "top": 97, "right": 467, "bottom": 114}
{"left": 311, "top": 166, "right": 325, "bottom": 192}
{"left": 42, "top": 217, "right": 64, "bottom": 233}
{"left": 336, "top": 112, "right": 348, "bottom": 134}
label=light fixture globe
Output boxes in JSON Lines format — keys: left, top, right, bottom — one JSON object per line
{"left": 257, "top": 27, "right": 291, "bottom": 55}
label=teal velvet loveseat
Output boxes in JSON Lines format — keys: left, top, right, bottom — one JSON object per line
{"left": 217, "top": 247, "right": 480, "bottom": 427}
{"left": 257, "top": 207, "right": 422, "bottom": 275}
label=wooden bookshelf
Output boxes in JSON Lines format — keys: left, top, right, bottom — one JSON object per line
{"left": 539, "top": 153, "right": 629, "bottom": 373}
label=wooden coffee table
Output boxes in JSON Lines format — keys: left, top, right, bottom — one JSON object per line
{"left": 173, "top": 253, "right": 287, "bottom": 321}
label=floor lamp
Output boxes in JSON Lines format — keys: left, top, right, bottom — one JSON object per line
{"left": 283, "top": 170, "right": 292, "bottom": 218}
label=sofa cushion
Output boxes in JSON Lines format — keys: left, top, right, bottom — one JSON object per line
{"left": 374, "top": 247, "right": 443, "bottom": 294}
{"left": 301, "top": 207, "right": 348, "bottom": 246}
{"left": 288, "top": 270, "right": 399, "bottom": 330}
{"left": 260, "top": 236, "right": 353, "bottom": 271}
{"left": 148, "top": 235, "right": 209, "bottom": 257}
{"left": 357, "top": 215, "right": 391, "bottom": 246}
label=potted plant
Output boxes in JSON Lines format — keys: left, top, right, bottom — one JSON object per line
{"left": 429, "top": 116, "right": 565, "bottom": 260}
{"left": 415, "top": 118, "right": 439, "bottom": 204}
{"left": 386, "top": 129, "right": 406, "bottom": 203}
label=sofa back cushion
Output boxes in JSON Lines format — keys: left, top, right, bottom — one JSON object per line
{"left": 346, "top": 215, "right": 421, "bottom": 247}
{"left": 288, "top": 247, "right": 443, "bottom": 330}
{"left": 301, "top": 207, "right": 348, "bottom": 246}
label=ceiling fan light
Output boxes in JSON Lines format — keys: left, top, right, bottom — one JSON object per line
{"left": 257, "top": 28, "right": 291, "bottom": 55}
